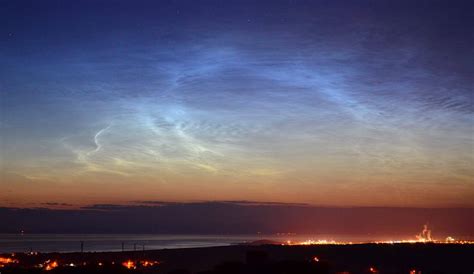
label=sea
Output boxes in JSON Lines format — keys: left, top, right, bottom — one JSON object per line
{"left": 3, "top": 233, "right": 469, "bottom": 253}
{"left": 0, "top": 234, "right": 377, "bottom": 253}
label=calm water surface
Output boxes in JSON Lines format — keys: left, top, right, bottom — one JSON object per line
{"left": 0, "top": 234, "right": 378, "bottom": 253}
{"left": 3, "top": 233, "right": 465, "bottom": 253}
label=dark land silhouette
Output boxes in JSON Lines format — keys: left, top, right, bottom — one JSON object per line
{"left": 1, "top": 243, "right": 473, "bottom": 274}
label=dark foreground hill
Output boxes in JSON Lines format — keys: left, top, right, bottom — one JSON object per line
{"left": 1, "top": 243, "right": 473, "bottom": 274}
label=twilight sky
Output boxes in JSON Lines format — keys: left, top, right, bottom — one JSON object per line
{"left": 1, "top": 0, "right": 473, "bottom": 208}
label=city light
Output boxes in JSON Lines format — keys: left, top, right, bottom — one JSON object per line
{"left": 140, "top": 260, "right": 159, "bottom": 267}
{"left": 369, "top": 266, "right": 379, "bottom": 273}
{"left": 0, "top": 256, "right": 19, "bottom": 268}
{"left": 122, "top": 260, "right": 136, "bottom": 269}
{"left": 283, "top": 225, "right": 474, "bottom": 246}
{"left": 44, "top": 260, "right": 58, "bottom": 271}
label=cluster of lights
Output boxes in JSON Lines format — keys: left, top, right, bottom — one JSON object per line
{"left": 0, "top": 256, "right": 19, "bottom": 268}
{"left": 285, "top": 239, "right": 353, "bottom": 246}
{"left": 43, "top": 260, "right": 59, "bottom": 271}
{"left": 283, "top": 226, "right": 474, "bottom": 246}
{"left": 141, "top": 260, "right": 159, "bottom": 267}
{"left": 31, "top": 259, "right": 160, "bottom": 270}
{"left": 123, "top": 260, "right": 136, "bottom": 269}
{"left": 373, "top": 236, "right": 474, "bottom": 245}
{"left": 284, "top": 236, "right": 474, "bottom": 246}
{"left": 122, "top": 260, "right": 160, "bottom": 269}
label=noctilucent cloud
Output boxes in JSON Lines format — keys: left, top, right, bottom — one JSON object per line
{"left": 1, "top": 0, "right": 473, "bottom": 207}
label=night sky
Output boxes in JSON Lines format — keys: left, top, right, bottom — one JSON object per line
{"left": 1, "top": 0, "right": 473, "bottom": 209}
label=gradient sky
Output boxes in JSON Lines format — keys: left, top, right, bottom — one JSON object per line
{"left": 1, "top": 0, "right": 473, "bottom": 208}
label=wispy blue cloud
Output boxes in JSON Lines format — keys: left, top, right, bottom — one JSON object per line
{"left": 1, "top": 0, "right": 472, "bottom": 207}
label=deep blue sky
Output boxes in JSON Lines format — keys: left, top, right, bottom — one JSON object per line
{"left": 1, "top": 0, "right": 473, "bottom": 208}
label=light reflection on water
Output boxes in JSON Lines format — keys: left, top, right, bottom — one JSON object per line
{"left": 0, "top": 234, "right": 375, "bottom": 253}
{"left": 1, "top": 234, "right": 470, "bottom": 253}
